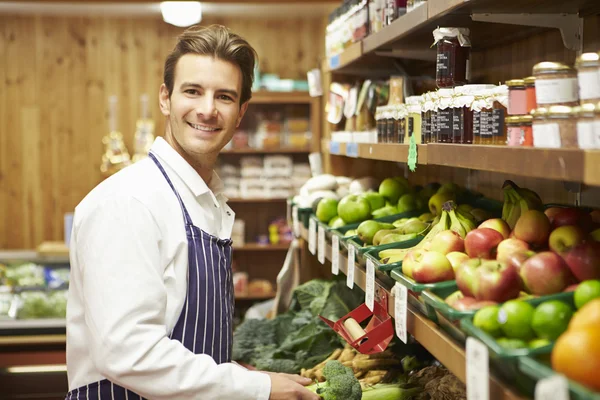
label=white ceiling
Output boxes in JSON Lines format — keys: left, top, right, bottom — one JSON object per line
{"left": 0, "top": 2, "right": 335, "bottom": 17}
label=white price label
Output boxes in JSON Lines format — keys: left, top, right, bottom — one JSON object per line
{"left": 466, "top": 337, "right": 489, "bottom": 400}
{"left": 535, "top": 375, "right": 569, "bottom": 400}
{"left": 347, "top": 245, "right": 355, "bottom": 289}
{"left": 292, "top": 206, "right": 300, "bottom": 237}
{"left": 308, "top": 219, "right": 317, "bottom": 255}
{"left": 331, "top": 235, "right": 340, "bottom": 275}
{"left": 366, "top": 259, "right": 375, "bottom": 311}
{"left": 318, "top": 225, "right": 326, "bottom": 264}
{"left": 393, "top": 283, "right": 408, "bottom": 344}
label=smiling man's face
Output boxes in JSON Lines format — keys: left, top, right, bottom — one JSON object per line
{"left": 159, "top": 54, "right": 248, "bottom": 162}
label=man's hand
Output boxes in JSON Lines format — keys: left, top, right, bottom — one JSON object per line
{"left": 265, "top": 372, "right": 320, "bottom": 400}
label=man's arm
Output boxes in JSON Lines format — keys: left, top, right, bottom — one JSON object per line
{"left": 75, "top": 195, "right": 271, "bottom": 400}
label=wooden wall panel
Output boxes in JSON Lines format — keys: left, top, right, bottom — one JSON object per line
{"left": 0, "top": 14, "right": 326, "bottom": 249}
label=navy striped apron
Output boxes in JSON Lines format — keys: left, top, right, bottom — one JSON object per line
{"left": 66, "top": 152, "right": 234, "bottom": 399}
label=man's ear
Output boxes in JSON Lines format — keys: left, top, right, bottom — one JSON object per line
{"left": 236, "top": 101, "right": 249, "bottom": 127}
{"left": 159, "top": 84, "right": 171, "bottom": 116}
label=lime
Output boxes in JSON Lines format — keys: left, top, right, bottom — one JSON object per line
{"left": 528, "top": 338, "right": 552, "bottom": 349}
{"left": 473, "top": 306, "right": 503, "bottom": 338}
{"left": 531, "top": 300, "right": 574, "bottom": 341}
{"left": 496, "top": 337, "right": 527, "bottom": 350}
{"left": 498, "top": 300, "right": 536, "bottom": 340}
{"left": 574, "top": 280, "right": 600, "bottom": 310}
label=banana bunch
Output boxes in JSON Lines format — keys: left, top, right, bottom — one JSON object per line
{"left": 502, "top": 180, "right": 543, "bottom": 229}
{"left": 447, "top": 203, "right": 477, "bottom": 238}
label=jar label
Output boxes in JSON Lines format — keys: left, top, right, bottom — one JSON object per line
{"left": 533, "top": 123, "right": 562, "bottom": 148}
{"left": 578, "top": 120, "right": 597, "bottom": 149}
{"left": 452, "top": 108, "right": 464, "bottom": 143}
{"left": 438, "top": 109, "right": 453, "bottom": 142}
{"left": 473, "top": 111, "right": 481, "bottom": 137}
{"left": 421, "top": 115, "right": 430, "bottom": 144}
{"left": 535, "top": 77, "right": 578, "bottom": 104}
{"left": 408, "top": 117, "right": 414, "bottom": 137}
{"left": 431, "top": 112, "right": 439, "bottom": 143}
{"left": 578, "top": 71, "right": 600, "bottom": 100}
{"left": 436, "top": 51, "right": 451, "bottom": 78}
{"left": 479, "top": 111, "right": 494, "bottom": 137}
{"left": 492, "top": 108, "right": 505, "bottom": 138}
{"left": 398, "top": 118, "right": 407, "bottom": 144}
{"left": 507, "top": 126, "right": 522, "bottom": 146}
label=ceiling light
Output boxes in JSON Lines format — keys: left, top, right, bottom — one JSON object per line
{"left": 160, "top": 2, "right": 202, "bottom": 27}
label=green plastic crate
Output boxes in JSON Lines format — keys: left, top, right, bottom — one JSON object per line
{"left": 297, "top": 207, "right": 313, "bottom": 228}
{"left": 390, "top": 269, "right": 457, "bottom": 294}
{"left": 361, "top": 238, "right": 424, "bottom": 273}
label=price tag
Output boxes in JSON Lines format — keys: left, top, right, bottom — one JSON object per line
{"left": 329, "top": 141, "right": 341, "bottom": 155}
{"left": 292, "top": 206, "right": 300, "bottom": 237}
{"left": 466, "top": 337, "right": 489, "bottom": 400}
{"left": 407, "top": 135, "right": 418, "bottom": 172}
{"left": 308, "top": 218, "right": 317, "bottom": 255}
{"left": 366, "top": 259, "right": 375, "bottom": 311}
{"left": 393, "top": 283, "right": 408, "bottom": 344}
{"left": 318, "top": 225, "right": 326, "bottom": 264}
{"left": 347, "top": 245, "right": 355, "bottom": 289}
{"left": 331, "top": 235, "right": 340, "bottom": 275}
{"left": 535, "top": 375, "right": 569, "bottom": 400}
{"left": 346, "top": 142, "right": 359, "bottom": 158}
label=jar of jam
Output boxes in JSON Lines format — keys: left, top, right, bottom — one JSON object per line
{"left": 421, "top": 93, "right": 433, "bottom": 144}
{"left": 437, "top": 88, "right": 455, "bottom": 143}
{"left": 506, "top": 116, "right": 524, "bottom": 146}
{"left": 454, "top": 84, "right": 496, "bottom": 144}
{"left": 433, "top": 27, "right": 471, "bottom": 88}
{"left": 396, "top": 104, "right": 407, "bottom": 143}
{"left": 575, "top": 103, "right": 597, "bottom": 149}
{"left": 524, "top": 76, "right": 537, "bottom": 114}
{"left": 386, "top": 106, "right": 397, "bottom": 143}
{"left": 533, "top": 62, "right": 579, "bottom": 107}
{"left": 429, "top": 91, "right": 440, "bottom": 143}
{"left": 575, "top": 53, "right": 600, "bottom": 104}
{"left": 406, "top": 95, "right": 422, "bottom": 144}
{"left": 506, "top": 79, "right": 527, "bottom": 115}
{"left": 491, "top": 85, "right": 509, "bottom": 145}
{"left": 472, "top": 87, "right": 496, "bottom": 145}
{"left": 375, "top": 106, "right": 385, "bottom": 143}
{"left": 521, "top": 114, "right": 534, "bottom": 147}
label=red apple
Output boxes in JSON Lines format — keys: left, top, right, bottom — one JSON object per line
{"left": 475, "top": 260, "right": 523, "bottom": 302}
{"left": 429, "top": 230, "right": 465, "bottom": 255}
{"left": 497, "top": 238, "right": 530, "bottom": 263}
{"left": 520, "top": 252, "right": 575, "bottom": 295}
{"left": 564, "top": 283, "right": 580, "bottom": 292}
{"left": 455, "top": 258, "right": 484, "bottom": 298}
{"left": 549, "top": 225, "right": 587, "bottom": 254}
{"left": 545, "top": 207, "right": 564, "bottom": 225}
{"left": 590, "top": 210, "right": 600, "bottom": 224}
{"left": 513, "top": 210, "right": 552, "bottom": 248}
{"left": 469, "top": 300, "right": 499, "bottom": 311}
{"left": 479, "top": 218, "right": 511, "bottom": 239}
{"left": 506, "top": 250, "right": 536, "bottom": 273}
{"left": 465, "top": 228, "right": 504, "bottom": 259}
{"left": 552, "top": 207, "right": 594, "bottom": 232}
{"left": 411, "top": 251, "right": 455, "bottom": 283}
{"left": 402, "top": 249, "right": 424, "bottom": 279}
{"left": 446, "top": 251, "right": 469, "bottom": 272}
{"left": 562, "top": 241, "right": 600, "bottom": 281}
{"left": 453, "top": 296, "right": 478, "bottom": 311}
{"left": 444, "top": 290, "right": 464, "bottom": 307}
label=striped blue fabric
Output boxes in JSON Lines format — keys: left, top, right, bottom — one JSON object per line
{"left": 66, "top": 153, "right": 233, "bottom": 399}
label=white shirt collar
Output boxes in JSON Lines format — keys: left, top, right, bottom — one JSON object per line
{"left": 150, "top": 137, "right": 225, "bottom": 202}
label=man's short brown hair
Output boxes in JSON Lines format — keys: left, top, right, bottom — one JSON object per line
{"left": 164, "top": 24, "right": 257, "bottom": 105}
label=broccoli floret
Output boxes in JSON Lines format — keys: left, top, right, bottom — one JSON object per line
{"left": 307, "top": 360, "right": 362, "bottom": 400}
{"left": 232, "top": 319, "right": 276, "bottom": 363}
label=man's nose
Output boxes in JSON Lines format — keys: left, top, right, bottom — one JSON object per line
{"left": 195, "top": 97, "right": 217, "bottom": 119}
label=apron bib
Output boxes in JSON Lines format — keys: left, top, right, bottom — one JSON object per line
{"left": 66, "top": 153, "right": 234, "bottom": 399}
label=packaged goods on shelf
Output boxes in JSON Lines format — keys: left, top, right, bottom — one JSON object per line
{"left": 575, "top": 52, "right": 600, "bottom": 104}
{"left": 240, "top": 156, "right": 263, "bottom": 168}
{"left": 533, "top": 62, "right": 579, "bottom": 107}
{"left": 240, "top": 178, "right": 265, "bottom": 198}
{"left": 232, "top": 220, "right": 245, "bottom": 247}
{"left": 264, "top": 155, "right": 293, "bottom": 177}
{"left": 233, "top": 272, "right": 249, "bottom": 296}
{"left": 292, "top": 163, "right": 311, "bottom": 177}
{"left": 265, "top": 178, "right": 292, "bottom": 198}
{"left": 240, "top": 163, "right": 264, "bottom": 178}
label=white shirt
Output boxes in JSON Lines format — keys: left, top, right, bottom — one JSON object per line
{"left": 66, "top": 137, "right": 271, "bottom": 400}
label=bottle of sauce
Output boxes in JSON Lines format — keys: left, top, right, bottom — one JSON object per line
{"left": 433, "top": 27, "right": 472, "bottom": 88}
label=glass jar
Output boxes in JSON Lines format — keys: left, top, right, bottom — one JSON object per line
{"left": 436, "top": 88, "right": 455, "bottom": 143}
{"left": 532, "top": 106, "right": 577, "bottom": 148}
{"left": 385, "top": 0, "right": 407, "bottom": 26}
{"left": 576, "top": 103, "right": 598, "bottom": 149}
{"left": 472, "top": 87, "right": 496, "bottom": 145}
{"left": 433, "top": 27, "right": 471, "bottom": 88}
{"left": 375, "top": 106, "right": 385, "bottom": 143}
{"left": 506, "top": 116, "right": 524, "bottom": 146}
{"left": 429, "top": 91, "right": 440, "bottom": 143}
{"left": 524, "top": 76, "right": 537, "bottom": 114}
{"left": 533, "top": 62, "right": 579, "bottom": 107}
{"left": 507, "top": 79, "right": 527, "bottom": 115}
{"left": 388, "top": 75, "right": 405, "bottom": 105}
{"left": 575, "top": 52, "right": 600, "bottom": 104}
{"left": 386, "top": 106, "right": 397, "bottom": 143}
{"left": 406, "top": 95, "right": 423, "bottom": 144}
{"left": 491, "top": 85, "right": 509, "bottom": 145}
{"left": 397, "top": 104, "right": 407, "bottom": 143}
{"left": 521, "top": 115, "right": 534, "bottom": 147}
{"left": 453, "top": 85, "right": 495, "bottom": 144}
{"left": 421, "top": 93, "right": 433, "bottom": 144}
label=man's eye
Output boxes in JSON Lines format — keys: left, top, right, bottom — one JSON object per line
{"left": 185, "top": 89, "right": 199, "bottom": 95}
{"left": 218, "top": 95, "right": 234, "bottom": 102}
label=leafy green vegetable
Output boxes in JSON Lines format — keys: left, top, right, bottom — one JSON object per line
{"left": 361, "top": 383, "right": 421, "bottom": 400}
{"left": 306, "top": 360, "right": 362, "bottom": 400}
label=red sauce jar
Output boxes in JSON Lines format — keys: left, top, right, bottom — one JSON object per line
{"left": 433, "top": 27, "right": 471, "bottom": 88}
{"left": 524, "top": 76, "right": 537, "bottom": 114}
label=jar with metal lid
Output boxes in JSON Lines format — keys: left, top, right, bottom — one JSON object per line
{"left": 421, "top": 93, "right": 433, "bottom": 144}
{"left": 433, "top": 27, "right": 471, "bottom": 88}
{"left": 406, "top": 96, "right": 422, "bottom": 144}
{"left": 386, "top": 106, "right": 398, "bottom": 143}
{"left": 491, "top": 85, "right": 509, "bottom": 145}
{"left": 521, "top": 115, "right": 534, "bottom": 147}
{"left": 507, "top": 79, "right": 527, "bottom": 115}
{"left": 532, "top": 106, "right": 577, "bottom": 148}
{"left": 396, "top": 104, "right": 407, "bottom": 143}
{"left": 533, "top": 62, "right": 579, "bottom": 107}
{"left": 506, "top": 116, "right": 525, "bottom": 146}
{"left": 575, "top": 53, "right": 600, "bottom": 104}
{"left": 429, "top": 91, "right": 440, "bottom": 142}
{"left": 375, "top": 106, "right": 385, "bottom": 143}
{"left": 472, "top": 87, "right": 496, "bottom": 145}
{"left": 576, "top": 103, "right": 598, "bottom": 149}
{"left": 524, "top": 76, "right": 537, "bottom": 113}
{"left": 437, "top": 88, "right": 455, "bottom": 143}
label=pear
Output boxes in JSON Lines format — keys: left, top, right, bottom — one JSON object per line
{"left": 393, "top": 218, "right": 409, "bottom": 228}
{"left": 357, "top": 220, "right": 394, "bottom": 245}
{"left": 372, "top": 205, "right": 399, "bottom": 219}
{"left": 397, "top": 193, "right": 421, "bottom": 213}
{"left": 429, "top": 191, "right": 456, "bottom": 216}
{"left": 400, "top": 218, "right": 429, "bottom": 234}
{"left": 373, "top": 228, "right": 397, "bottom": 246}
{"left": 344, "top": 229, "right": 357, "bottom": 237}
{"left": 419, "top": 212, "right": 435, "bottom": 223}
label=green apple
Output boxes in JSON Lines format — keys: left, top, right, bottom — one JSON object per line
{"left": 428, "top": 191, "right": 456, "bottom": 216}
{"left": 337, "top": 195, "right": 371, "bottom": 224}
{"left": 437, "top": 182, "right": 462, "bottom": 196}
{"left": 357, "top": 220, "right": 395, "bottom": 245}
{"left": 379, "top": 178, "right": 409, "bottom": 204}
{"left": 359, "top": 192, "right": 386, "bottom": 211}
{"left": 397, "top": 193, "right": 421, "bottom": 213}
{"left": 372, "top": 205, "right": 398, "bottom": 219}
{"left": 315, "top": 198, "right": 339, "bottom": 223}
{"left": 328, "top": 216, "right": 346, "bottom": 229}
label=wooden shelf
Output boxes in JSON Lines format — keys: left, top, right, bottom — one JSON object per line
{"left": 221, "top": 147, "right": 311, "bottom": 154}
{"left": 299, "top": 227, "right": 526, "bottom": 400}
{"left": 323, "top": 139, "right": 428, "bottom": 165}
{"left": 234, "top": 293, "right": 276, "bottom": 301}
{"left": 235, "top": 243, "right": 290, "bottom": 251}
{"left": 584, "top": 150, "right": 600, "bottom": 186}
{"left": 227, "top": 197, "right": 288, "bottom": 203}
{"left": 250, "top": 91, "right": 313, "bottom": 105}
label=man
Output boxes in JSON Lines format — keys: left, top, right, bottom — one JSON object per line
{"left": 65, "top": 25, "right": 319, "bottom": 400}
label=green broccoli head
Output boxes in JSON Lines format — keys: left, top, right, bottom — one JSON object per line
{"left": 308, "top": 360, "right": 362, "bottom": 400}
